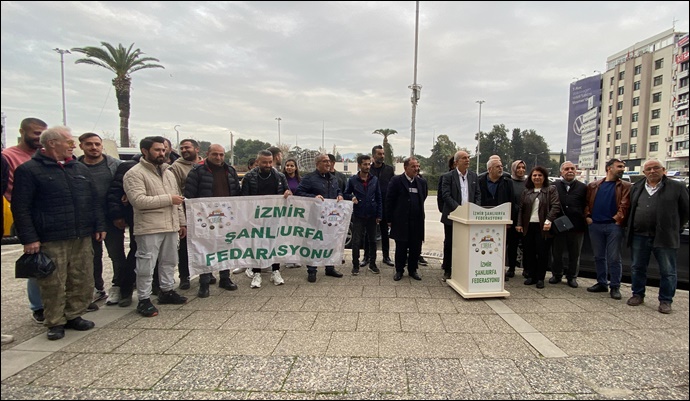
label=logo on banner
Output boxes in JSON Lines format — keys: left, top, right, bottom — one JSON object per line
{"left": 321, "top": 203, "right": 348, "bottom": 227}
{"left": 472, "top": 228, "right": 503, "bottom": 255}
{"left": 195, "top": 203, "right": 236, "bottom": 233}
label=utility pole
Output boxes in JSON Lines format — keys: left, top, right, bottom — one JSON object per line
{"left": 174, "top": 125, "right": 180, "bottom": 150}
{"left": 275, "top": 117, "right": 282, "bottom": 145}
{"left": 54, "top": 48, "right": 71, "bottom": 126}
{"left": 409, "top": 1, "right": 422, "bottom": 157}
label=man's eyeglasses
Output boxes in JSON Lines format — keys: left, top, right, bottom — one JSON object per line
{"left": 643, "top": 165, "right": 662, "bottom": 172}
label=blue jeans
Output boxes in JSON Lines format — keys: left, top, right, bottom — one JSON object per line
{"left": 631, "top": 234, "right": 677, "bottom": 303}
{"left": 28, "top": 277, "right": 43, "bottom": 311}
{"left": 588, "top": 223, "right": 624, "bottom": 288}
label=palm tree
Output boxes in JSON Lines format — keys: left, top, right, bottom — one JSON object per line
{"left": 71, "top": 42, "right": 164, "bottom": 147}
{"left": 372, "top": 128, "right": 397, "bottom": 165}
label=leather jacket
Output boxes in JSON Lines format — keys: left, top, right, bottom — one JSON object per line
{"left": 584, "top": 178, "right": 632, "bottom": 226}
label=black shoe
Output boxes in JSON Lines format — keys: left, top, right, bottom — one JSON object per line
{"left": 522, "top": 270, "right": 530, "bottom": 278}
{"left": 506, "top": 269, "right": 515, "bottom": 278}
{"left": 587, "top": 283, "right": 608, "bottom": 293}
{"left": 179, "top": 277, "right": 190, "bottom": 290}
{"left": 32, "top": 309, "right": 45, "bottom": 324}
{"left": 360, "top": 258, "right": 369, "bottom": 268}
{"left": 47, "top": 325, "right": 65, "bottom": 341}
{"left": 325, "top": 268, "right": 343, "bottom": 278}
{"left": 369, "top": 265, "right": 380, "bottom": 274}
{"left": 548, "top": 275, "right": 562, "bottom": 284}
{"left": 567, "top": 278, "right": 579, "bottom": 288}
{"left": 158, "top": 290, "right": 188, "bottom": 305}
{"left": 197, "top": 283, "right": 210, "bottom": 298}
{"left": 118, "top": 296, "right": 133, "bottom": 307}
{"left": 137, "top": 298, "right": 159, "bottom": 317}
{"left": 524, "top": 278, "right": 536, "bottom": 285}
{"left": 351, "top": 268, "right": 360, "bottom": 276}
{"left": 410, "top": 272, "right": 422, "bottom": 281}
{"left": 86, "top": 302, "right": 99, "bottom": 312}
{"left": 536, "top": 280, "right": 545, "bottom": 289}
{"left": 208, "top": 274, "right": 217, "bottom": 285}
{"left": 443, "top": 272, "right": 451, "bottom": 281}
{"left": 382, "top": 257, "right": 394, "bottom": 267}
{"left": 307, "top": 271, "right": 317, "bottom": 283}
{"left": 418, "top": 256, "right": 428, "bottom": 266}
{"left": 393, "top": 272, "right": 403, "bottom": 281}
{"left": 65, "top": 316, "right": 95, "bottom": 331}
{"left": 610, "top": 287, "right": 622, "bottom": 300}
{"left": 218, "top": 278, "right": 238, "bottom": 291}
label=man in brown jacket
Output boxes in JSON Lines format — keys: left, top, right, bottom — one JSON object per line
{"left": 124, "top": 136, "right": 188, "bottom": 317}
{"left": 584, "top": 158, "right": 632, "bottom": 300}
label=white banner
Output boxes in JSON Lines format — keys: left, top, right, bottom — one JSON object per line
{"left": 185, "top": 195, "right": 353, "bottom": 276}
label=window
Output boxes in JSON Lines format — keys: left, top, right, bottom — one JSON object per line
{"left": 609, "top": 91, "right": 614, "bottom": 100}
{"left": 632, "top": 112, "right": 638, "bottom": 122}
{"left": 618, "top": 86, "right": 624, "bottom": 95}
{"left": 679, "top": 126, "right": 688, "bottom": 136}
{"left": 616, "top": 116, "right": 622, "bottom": 125}
{"left": 654, "top": 58, "right": 663, "bottom": 69}
{"left": 608, "top": 120, "right": 612, "bottom": 128}
{"left": 653, "top": 75, "right": 663, "bottom": 86}
{"left": 679, "top": 109, "right": 688, "bottom": 118}
{"left": 617, "top": 101, "right": 623, "bottom": 111}
{"left": 680, "top": 77, "right": 689, "bottom": 89}
{"left": 634, "top": 65, "right": 642, "bottom": 75}
{"left": 630, "top": 144, "right": 637, "bottom": 153}
{"left": 633, "top": 81, "right": 641, "bottom": 90}
{"left": 607, "top": 133, "right": 611, "bottom": 142}
{"left": 651, "top": 125, "right": 660, "bottom": 136}
{"left": 606, "top": 148, "right": 610, "bottom": 156}
{"left": 618, "top": 71, "right": 625, "bottom": 80}
{"left": 615, "top": 131, "right": 621, "bottom": 139}
{"left": 651, "top": 109, "right": 661, "bottom": 119}
{"left": 652, "top": 92, "right": 661, "bottom": 103}
{"left": 610, "top": 77, "right": 614, "bottom": 85}
{"left": 615, "top": 146, "right": 621, "bottom": 154}
{"left": 649, "top": 142, "right": 658, "bottom": 152}
{"left": 633, "top": 97, "right": 640, "bottom": 106}
{"left": 608, "top": 105, "right": 613, "bottom": 114}
{"left": 682, "top": 61, "right": 689, "bottom": 72}
{"left": 631, "top": 128, "right": 638, "bottom": 138}
{"left": 676, "top": 140, "right": 689, "bottom": 151}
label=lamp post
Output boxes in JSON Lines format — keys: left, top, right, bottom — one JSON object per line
{"left": 475, "top": 100, "right": 485, "bottom": 174}
{"left": 409, "top": 0, "right": 421, "bottom": 158}
{"left": 173, "top": 125, "right": 180, "bottom": 150}
{"left": 53, "top": 48, "right": 71, "bottom": 126}
{"left": 528, "top": 151, "right": 545, "bottom": 168}
{"left": 275, "top": 117, "right": 282, "bottom": 145}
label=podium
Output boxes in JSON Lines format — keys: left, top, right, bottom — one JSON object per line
{"left": 446, "top": 202, "right": 512, "bottom": 299}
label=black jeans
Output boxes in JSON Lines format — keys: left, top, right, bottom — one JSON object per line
{"left": 364, "top": 218, "right": 390, "bottom": 260}
{"left": 352, "top": 216, "right": 378, "bottom": 267}
{"left": 92, "top": 220, "right": 126, "bottom": 291}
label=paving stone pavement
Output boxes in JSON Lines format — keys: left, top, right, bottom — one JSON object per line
{"left": 1, "top": 243, "right": 688, "bottom": 400}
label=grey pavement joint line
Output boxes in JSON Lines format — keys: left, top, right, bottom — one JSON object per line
{"left": 484, "top": 299, "right": 568, "bottom": 358}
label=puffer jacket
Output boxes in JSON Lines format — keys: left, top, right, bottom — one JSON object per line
{"left": 184, "top": 160, "right": 241, "bottom": 198}
{"left": 240, "top": 167, "right": 289, "bottom": 196}
{"left": 296, "top": 170, "right": 342, "bottom": 199}
{"left": 11, "top": 152, "right": 105, "bottom": 244}
{"left": 123, "top": 157, "right": 185, "bottom": 236}
{"left": 343, "top": 173, "right": 382, "bottom": 219}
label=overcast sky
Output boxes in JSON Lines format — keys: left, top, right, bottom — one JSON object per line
{"left": 2, "top": 1, "right": 689, "bottom": 157}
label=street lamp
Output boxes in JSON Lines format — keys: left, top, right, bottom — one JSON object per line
{"left": 475, "top": 100, "right": 485, "bottom": 174}
{"left": 275, "top": 117, "right": 282, "bottom": 145}
{"left": 173, "top": 125, "right": 180, "bottom": 150}
{"left": 528, "top": 151, "right": 546, "bottom": 168}
{"left": 53, "top": 48, "right": 71, "bottom": 126}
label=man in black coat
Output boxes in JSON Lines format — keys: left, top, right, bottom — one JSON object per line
{"left": 625, "top": 159, "right": 689, "bottom": 314}
{"left": 440, "top": 150, "right": 480, "bottom": 280}
{"left": 296, "top": 153, "right": 345, "bottom": 283}
{"left": 387, "top": 157, "right": 427, "bottom": 281}
{"left": 367, "top": 145, "right": 395, "bottom": 266}
{"left": 185, "top": 144, "right": 242, "bottom": 297}
{"left": 550, "top": 161, "right": 587, "bottom": 288}
{"left": 12, "top": 126, "right": 105, "bottom": 341}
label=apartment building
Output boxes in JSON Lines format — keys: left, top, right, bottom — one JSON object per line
{"left": 596, "top": 28, "right": 688, "bottom": 175}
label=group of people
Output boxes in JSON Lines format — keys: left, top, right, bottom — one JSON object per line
{"left": 2, "top": 118, "right": 687, "bottom": 343}
{"left": 436, "top": 150, "right": 688, "bottom": 315}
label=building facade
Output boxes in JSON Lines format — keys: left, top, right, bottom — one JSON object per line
{"left": 596, "top": 28, "right": 688, "bottom": 175}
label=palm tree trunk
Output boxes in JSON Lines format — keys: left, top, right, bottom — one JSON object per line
{"left": 113, "top": 77, "right": 131, "bottom": 147}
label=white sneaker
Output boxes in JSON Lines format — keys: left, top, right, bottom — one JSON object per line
{"left": 232, "top": 267, "right": 247, "bottom": 274}
{"left": 271, "top": 270, "right": 285, "bottom": 286}
{"left": 251, "top": 273, "right": 262, "bottom": 288}
{"left": 246, "top": 268, "right": 255, "bottom": 279}
{"left": 106, "top": 286, "right": 121, "bottom": 305}
{"left": 1, "top": 334, "right": 14, "bottom": 345}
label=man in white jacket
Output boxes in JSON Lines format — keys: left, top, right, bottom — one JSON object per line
{"left": 124, "top": 136, "right": 187, "bottom": 317}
